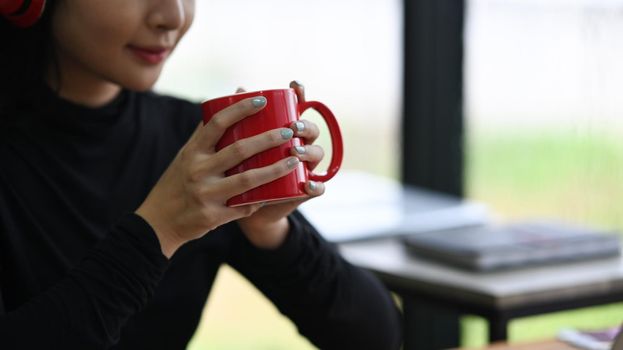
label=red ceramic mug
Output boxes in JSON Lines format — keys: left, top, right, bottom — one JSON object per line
{"left": 201, "top": 88, "right": 344, "bottom": 207}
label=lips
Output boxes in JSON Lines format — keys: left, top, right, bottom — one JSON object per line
{"left": 127, "top": 45, "right": 171, "bottom": 64}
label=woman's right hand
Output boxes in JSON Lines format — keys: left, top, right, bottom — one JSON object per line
{"left": 135, "top": 96, "right": 300, "bottom": 258}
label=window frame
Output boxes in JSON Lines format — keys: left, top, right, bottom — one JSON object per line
{"left": 401, "top": 0, "right": 466, "bottom": 197}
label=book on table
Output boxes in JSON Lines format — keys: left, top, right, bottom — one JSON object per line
{"left": 402, "top": 220, "right": 621, "bottom": 271}
{"left": 558, "top": 325, "right": 622, "bottom": 350}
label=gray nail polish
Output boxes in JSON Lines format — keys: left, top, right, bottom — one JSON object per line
{"left": 295, "top": 146, "right": 306, "bottom": 154}
{"left": 281, "top": 129, "right": 294, "bottom": 140}
{"left": 309, "top": 181, "right": 317, "bottom": 191}
{"left": 252, "top": 97, "right": 266, "bottom": 108}
{"left": 294, "top": 80, "right": 304, "bottom": 88}
{"left": 287, "top": 157, "right": 299, "bottom": 169}
{"left": 295, "top": 121, "right": 305, "bottom": 132}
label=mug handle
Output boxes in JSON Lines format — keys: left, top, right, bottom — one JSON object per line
{"left": 298, "top": 101, "right": 344, "bottom": 182}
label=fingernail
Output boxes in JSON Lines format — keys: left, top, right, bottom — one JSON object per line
{"left": 309, "top": 181, "right": 318, "bottom": 191}
{"left": 294, "top": 80, "right": 304, "bottom": 88}
{"left": 294, "top": 146, "right": 306, "bottom": 154}
{"left": 287, "top": 157, "right": 299, "bottom": 169}
{"left": 281, "top": 128, "right": 294, "bottom": 140}
{"left": 294, "top": 121, "right": 305, "bottom": 132}
{"left": 252, "top": 97, "right": 266, "bottom": 108}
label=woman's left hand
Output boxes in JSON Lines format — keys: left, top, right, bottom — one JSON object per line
{"left": 236, "top": 81, "right": 326, "bottom": 249}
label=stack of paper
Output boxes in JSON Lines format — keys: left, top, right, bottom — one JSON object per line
{"left": 299, "top": 171, "right": 490, "bottom": 242}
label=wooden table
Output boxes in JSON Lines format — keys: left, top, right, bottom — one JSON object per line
{"left": 338, "top": 238, "right": 623, "bottom": 350}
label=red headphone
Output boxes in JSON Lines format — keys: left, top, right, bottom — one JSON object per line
{"left": 0, "top": 0, "right": 46, "bottom": 28}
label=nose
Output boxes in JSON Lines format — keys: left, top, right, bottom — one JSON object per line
{"left": 148, "top": 0, "right": 186, "bottom": 31}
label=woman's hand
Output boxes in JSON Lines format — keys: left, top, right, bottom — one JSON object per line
{"left": 136, "top": 96, "right": 300, "bottom": 258}
{"left": 236, "top": 81, "right": 327, "bottom": 249}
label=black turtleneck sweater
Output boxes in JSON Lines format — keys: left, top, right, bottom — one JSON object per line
{"left": 0, "top": 88, "right": 402, "bottom": 349}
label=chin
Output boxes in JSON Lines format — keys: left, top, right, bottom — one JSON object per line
{"left": 115, "top": 66, "right": 164, "bottom": 91}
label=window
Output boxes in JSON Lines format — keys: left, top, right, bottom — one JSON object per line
{"left": 465, "top": 0, "right": 623, "bottom": 231}
{"left": 156, "top": 0, "right": 402, "bottom": 178}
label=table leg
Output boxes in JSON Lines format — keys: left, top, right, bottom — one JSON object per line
{"left": 488, "top": 314, "right": 509, "bottom": 343}
{"left": 401, "top": 294, "right": 461, "bottom": 350}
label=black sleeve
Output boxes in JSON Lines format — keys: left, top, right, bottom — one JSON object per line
{"left": 226, "top": 211, "right": 403, "bottom": 350}
{"left": 0, "top": 214, "right": 169, "bottom": 349}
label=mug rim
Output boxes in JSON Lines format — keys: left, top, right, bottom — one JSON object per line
{"left": 201, "top": 88, "right": 295, "bottom": 104}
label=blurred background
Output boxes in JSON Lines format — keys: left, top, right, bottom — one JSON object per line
{"left": 155, "top": 0, "right": 623, "bottom": 348}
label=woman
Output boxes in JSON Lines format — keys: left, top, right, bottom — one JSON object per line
{"left": 0, "top": 0, "right": 402, "bottom": 349}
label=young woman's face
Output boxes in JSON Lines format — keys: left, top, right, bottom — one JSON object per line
{"left": 51, "top": 0, "right": 195, "bottom": 92}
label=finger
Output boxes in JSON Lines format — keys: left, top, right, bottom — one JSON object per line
{"left": 305, "top": 181, "right": 325, "bottom": 198}
{"left": 289, "top": 80, "right": 305, "bottom": 103}
{"left": 223, "top": 202, "right": 264, "bottom": 221}
{"left": 236, "top": 87, "right": 246, "bottom": 93}
{"left": 214, "top": 156, "right": 301, "bottom": 200}
{"left": 291, "top": 144, "right": 324, "bottom": 171}
{"left": 291, "top": 119, "right": 320, "bottom": 144}
{"left": 198, "top": 96, "right": 268, "bottom": 150}
{"left": 186, "top": 121, "right": 207, "bottom": 149}
{"left": 206, "top": 203, "right": 264, "bottom": 229}
{"left": 202, "top": 127, "right": 295, "bottom": 174}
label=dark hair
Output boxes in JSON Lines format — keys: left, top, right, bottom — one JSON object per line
{"left": 0, "top": 0, "right": 59, "bottom": 120}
